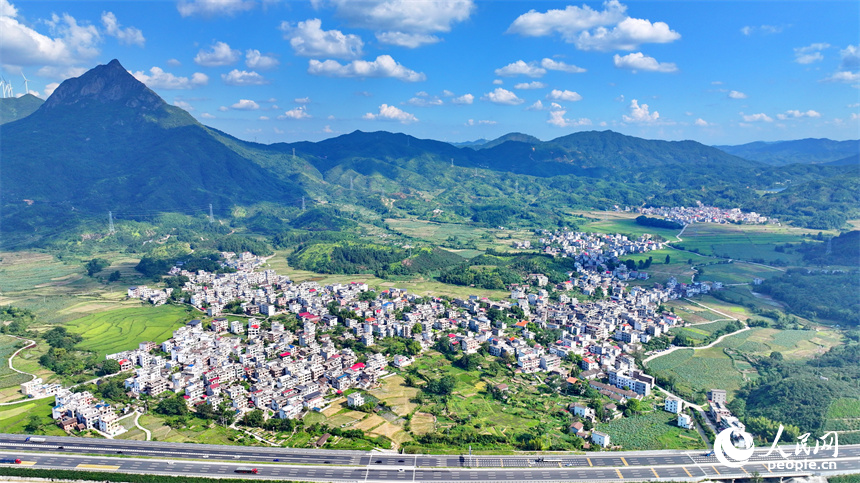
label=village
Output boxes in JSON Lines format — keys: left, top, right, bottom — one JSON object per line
{"left": 22, "top": 231, "right": 728, "bottom": 449}
{"left": 634, "top": 203, "right": 776, "bottom": 225}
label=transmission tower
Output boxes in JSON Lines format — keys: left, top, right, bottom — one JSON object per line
{"left": 209, "top": 204, "right": 214, "bottom": 223}
{"left": 451, "top": 158, "right": 454, "bottom": 167}
{"left": 349, "top": 177, "right": 354, "bottom": 190}
{"left": 108, "top": 211, "right": 115, "bottom": 234}
{"left": 301, "top": 196, "right": 306, "bottom": 211}
{"left": 515, "top": 180, "right": 519, "bottom": 193}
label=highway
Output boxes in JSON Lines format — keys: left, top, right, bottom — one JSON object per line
{"left": 0, "top": 434, "right": 858, "bottom": 481}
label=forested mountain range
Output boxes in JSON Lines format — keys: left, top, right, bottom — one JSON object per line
{"left": 715, "top": 138, "right": 860, "bottom": 166}
{"left": 0, "top": 59, "right": 857, "bottom": 248}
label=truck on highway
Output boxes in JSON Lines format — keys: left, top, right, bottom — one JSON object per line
{"left": 537, "top": 457, "right": 561, "bottom": 462}
{"left": 234, "top": 467, "right": 258, "bottom": 474}
{"left": 0, "top": 458, "right": 21, "bottom": 464}
{"left": 25, "top": 437, "right": 46, "bottom": 443}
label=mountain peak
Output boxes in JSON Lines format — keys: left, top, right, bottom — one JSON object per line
{"left": 42, "top": 59, "right": 164, "bottom": 112}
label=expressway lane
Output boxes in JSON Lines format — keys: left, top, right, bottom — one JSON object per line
{"left": 2, "top": 433, "right": 859, "bottom": 482}
{"left": 2, "top": 451, "right": 860, "bottom": 482}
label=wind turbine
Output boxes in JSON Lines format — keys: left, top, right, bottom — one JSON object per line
{"left": 21, "top": 72, "right": 29, "bottom": 95}
{"left": 0, "top": 77, "right": 12, "bottom": 98}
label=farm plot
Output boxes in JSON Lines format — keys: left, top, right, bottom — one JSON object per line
{"left": 677, "top": 223, "right": 823, "bottom": 264}
{"left": 647, "top": 348, "right": 752, "bottom": 398}
{"left": 368, "top": 375, "right": 420, "bottom": 415}
{"left": 577, "top": 211, "right": 682, "bottom": 241}
{"left": 66, "top": 305, "right": 194, "bottom": 358}
{"left": 598, "top": 410, "right": 705, "bottom": 450}
{"left": 0, "top": 336, "right": 33, "bottom": 390}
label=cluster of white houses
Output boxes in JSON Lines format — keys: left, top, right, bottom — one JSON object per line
{"left": 42, "top": 237, "right": 715, "bottom": 443}
{"left": 637, "top": 203, "right": 775, "bottom": 225}
{"left": 537, "top": 230, "right": 664, "bottom": 262}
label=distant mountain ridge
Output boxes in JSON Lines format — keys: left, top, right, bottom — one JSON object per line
{"left": 0, "top": 59, "right": 855, "bottom": 239}
{"left": 715, "top": 138, "right": 860, "bottom": 166}
{"left": 0, "top": 59, "right": 302, "bottom": 215}
{"left": 0, "top": 93, "right": 43, "bottom": 124}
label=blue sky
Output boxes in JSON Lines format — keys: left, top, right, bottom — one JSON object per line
{"left": 1, "top": 0, "right": 858, "bottom": 145}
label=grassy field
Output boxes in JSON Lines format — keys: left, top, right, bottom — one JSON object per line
{"left": 385, "top": 218, "right": 534, "bottom": 253}
{"left": 670, "top": 320, "right": 737, "bottom": 343}
{"left": 66, "top": 305, "right": 196, "bottom": 358}
{"left": 265, "top": 250, "right": 510, "bottom": 300}
{"left": 0, "top": 336, "right": 34, "bottom": 391}
{"left": 619, "top": 249, "right": 696, "bottom": 285}
{"left": 647, "top": 327, "right": 843, "bottom": 400}
{"left": 0, "top": 251, "right": 147, "bottom": 325}
{"left": 0, "top": 397, "right": 66, "bottom": 436}
{"left": 676, "top": 222, "right": 829, "bottom": 265}
{"left": 576, "top": 211, "right": 682, "bottom": 241}
{"left": 597, "top": 410, "right": 705, "bottom": 450}
{"left": 695, "top": 261, "right": 785, "bottom": 285}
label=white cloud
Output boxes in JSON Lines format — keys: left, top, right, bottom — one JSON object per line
{"left": 741, "top": 112, "right": 773, "bottom": 122}
{"left": 325, "top": 0, "right": 473, "bottom": 48}
{"left": 245, "top": 49, "right": 279, "bottom": 70}
{"left": 526, "top": 100, "right": 545, "bottom": 111}
{"left": 547, "top": 89, "right": 582, "bottom": 102}
{"left": 43, "top": 82, "right": 59, "bottom": 97}
{"left": 481, "top": 87, "right": 523, "bottom": 105}
{"left": 295, "top": 97, "right": 311, "bottom": 104}
{"left": 848, "top": 103, "right": 860, "bottom": 108}
{"left": 167, "top": 58, "right": 181, "bottom": 67}
{"left": 101, "top": 12, "right": 144, "bottom": 46}
{"left": 218, "top": 106, "right": 228, "bottom": 112}
{"left": 622, "top": 99, "right": 659, "bottom": 123}
{"left": 405, "top": 96, "right": 443, "bottom": 107}
{"left": 259, "top": 116, "right": 269, "bottom": 120}
{"left": 547, "top": 110, "right": 591, "bottom": 127}
{"left": 221, "top": 69, "right": 269, "bottom": 85}
{"left": 824, "top": 71, "right": 860, "bottom": 83}
{"left": 173, "top": 100, "right": 194, "bottom": 111}
{"left": 613, "top": 52, "right": 677, "bottom": 72}
{"left": 839, "top": 44, "right": 860, "bottom": 70}
{"left": 694, "top": 118, "right": 709, "bottom": 127}
{"left": 507, "top": 0, "right": 627, "bottom": 39}
{"left": 741, "top": 24, "right": 784, "bottom": 36}
{"left": 307, "top": 55, "right": 426, "bottom": 82}
{"left": 441, "top": 90, "right": 454, "bottom": 97}
{"left": 494, "top": 60, "right": 546, "bottom": 78}
{"left": 177, "top": 0, "right": 255, "bottom": 17}
{"left": 728, "top": 90, "right": 747, "bottom": 99}
{"left": 132, "top": 67, "right": 209, "bottom": 89}
{"left": 452, "top": 93, "right": 474, "bottom": 105}
{"left": 466, "top": 119, "right": 497, "bottom": 126}
{"left": 776, "top": 109, "right": 821, "bottom": 120}
{"left": 507, "top": 1, "right": 679, "bottom": 52}
{"left": 492, "top": 79, "right": 503, "bottom": 85}
{"left": 200, "top": 112, "right": 215, "bottom": 119}
{"left": 194, "top": 41, "right": 240, "bottom": 66}
{"left": 576, "top": 17, "right": 680, "bottom": 52}
{"left": 279, "top": 106, "right": 311, "bottom": 119}
{"left": 375, "top": 32, "right": 440, "bottom": 48}
{"left": 36, "top": 65, "right": 86, "bottom": 80}
{"left": 281, "top": 18, "right": 363, "bottom": 59}
{"left": 363, "top": 104, "right": 418, "bottom": 123}
{"left": 0, "top": 6, "right": 101, "bottom": 69}
{"left": 540, "top": 58, "right": 586, "bottom": 73}
{"left": 793, "top": 43, "right": 829, "bottom": 64}
{"left": 230, "top": 99, "right": 259, "bottom": 110}
{"left": 514, "top": 81, "right": 546, "bottom": 90}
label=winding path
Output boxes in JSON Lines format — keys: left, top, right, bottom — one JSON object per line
{"left": 5, "top": 335, "right": 37, "bottom": 382}
{"left": 134, "top": 411, "right": 151, "bottom": 441}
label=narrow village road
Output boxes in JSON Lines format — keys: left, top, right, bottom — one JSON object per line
{"left": 5, "top": 335, "right": 37, "bottom": 382}
{"left": 134, "top": 411, "right": 151, "bottom": 441}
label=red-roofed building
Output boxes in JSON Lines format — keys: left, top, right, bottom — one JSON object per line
{"left": 350, "top": 363, "right": 365, "bottom": 371}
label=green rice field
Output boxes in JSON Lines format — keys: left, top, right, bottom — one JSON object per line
{"left": 66, "top": 305, "right": 195, "bottom": 358}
